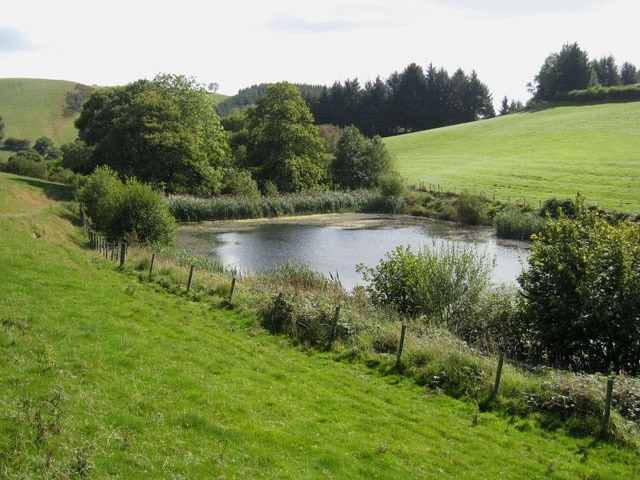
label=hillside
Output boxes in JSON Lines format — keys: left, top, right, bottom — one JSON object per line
{"left": 1, "top": 171, "right": 636, "bottom": 478}
{"left": 385, "top": 102, "right": 640, "bottom": 214}
{"left": 0, "top": 78, "right": 90, "bottom": 147}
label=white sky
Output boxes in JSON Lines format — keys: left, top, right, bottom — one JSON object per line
{"left": 1, "top": 0, "right": 637, "bottom": 109}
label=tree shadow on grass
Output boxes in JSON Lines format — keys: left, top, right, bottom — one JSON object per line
{"left": 10, "top": 175, "right": 75, "bottom": 202}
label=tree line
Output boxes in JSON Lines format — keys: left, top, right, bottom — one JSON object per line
{"left": 216, "top": 62, "right": 496, "bottom": 137}
{"left": 530, "top": 42, "right": 640, "bottom": 102}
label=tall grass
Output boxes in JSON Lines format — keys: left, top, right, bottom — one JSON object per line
{"left": 495, "top": 210, "right": 548, "bottom": 240}
{"left": 167, "top": 189, "right": 380, "bottom": 222}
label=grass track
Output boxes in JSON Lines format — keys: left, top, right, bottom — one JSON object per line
{"left": 386, "top": 102, "right": 640, "bottom": 214}
{"left": 1, "top": 173, "right": 638, "bottom": 478}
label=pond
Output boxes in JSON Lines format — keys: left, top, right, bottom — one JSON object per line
{"left": 178, "top": 214, "right": 530, "bottom": 290}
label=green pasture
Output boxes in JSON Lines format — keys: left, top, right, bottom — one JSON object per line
{"left": 386, "top": 102, "right": 640, "bottom": 214}
{"left": 1, "top": 172, "right": 638, "bottom": 478}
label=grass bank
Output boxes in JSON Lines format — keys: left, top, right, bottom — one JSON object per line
{"left": 1, "top": 172, "right": 638, "bottom": 478}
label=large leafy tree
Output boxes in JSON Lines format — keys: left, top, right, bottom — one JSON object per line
{"left": 533, "top": 43, "right": 594, "bottom": 101}
{"left": 518, "top": 196, "right": 640, "bottom": 374}
{"left": 243, "top": 82, "right": 326, "bottom": 193}
{"left": 331, "top": 126, "right": 391, "bottom": 189}
{"left": 74, "top": 74, "right": 229, "bottom": 195}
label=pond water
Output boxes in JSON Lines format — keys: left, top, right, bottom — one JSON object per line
{"left": 178, "top": 214, "right": 530, "bottom": 290}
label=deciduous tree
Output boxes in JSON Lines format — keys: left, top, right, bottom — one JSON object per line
{"left": 243, "top": 82, "right": 326, "bottom": 193}
{"left": 331, "top": 126, "right": 391, "bottom": 189}
{"left": 533, "top": 43, "right": 594, "bottom": 101}
{"left": 75, "top": 74, "right": 229, "bottom": 195}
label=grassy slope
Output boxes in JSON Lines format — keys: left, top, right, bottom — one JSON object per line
{"left": 0, "top": 78, "right": 83, "bottom": 146}
{"left": 1, "top": 171, "right": 636, "bottom": 478}
{"left": 386, "top": 102, "right": 640, "bottom": 214}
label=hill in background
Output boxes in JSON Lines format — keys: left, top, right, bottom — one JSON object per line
{"left": 0, "top": 78, "right": 92, "bottom": 146}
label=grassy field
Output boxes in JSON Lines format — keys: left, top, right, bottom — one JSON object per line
{"left": 385, "top": 102, "right": 640, "bottom": 214}
{"left": 1, "top": 172, "right": 638, "bottom": 478}
{"left": 0, "top": 78, "right": 86, "bottom": 147}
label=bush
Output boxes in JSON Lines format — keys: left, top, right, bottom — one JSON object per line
{"left": 107, "top": 178, "right": 176, "bottom": 245}
{"left": 76, "top": 166, "right": 123, "bottom": 232}
{"left": 357, "top": 243, "right": 495, "bottom": 323}
{"left": 377, "top": 172, "right": 404, "bottom": 198}
{"left": 456, "top": 192, "right": 489, "bottom": 226}
{"left": 519, "top": 195, "right": 640, "bottom": 374}
{"left": 259, "top": 291, "right": 347, "bottom": 349}
{"left": 1, "top": 155, "right": 47, "bottom": 179}
{"left": 77, "top": 167, "right": 176, "bottom": 245}
{"left": 225, "top": 169, "right": 261, "bottom": 199}
{"left": 3, "top": 137, "right": 31, "bottom": 151}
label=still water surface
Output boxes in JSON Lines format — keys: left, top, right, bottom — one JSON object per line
{"left": 178, "top": 214, "right": 529, "bottom": 290}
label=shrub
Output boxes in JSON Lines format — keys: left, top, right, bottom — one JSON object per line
{"left": 259, "top": 291, "right": 347, "bottom": 349}
{"left": 225, "top": 169, "right": 261, "bottom": 199}
{"left": 77, "top": 167, "right": 176, "bottom": 245}
{"left": 456, "top": 192, "right": 489, "bottom": 226}
{"left": 332, "top": 126, "right": 392, "bottom": 189}
{"left": 377, "top": 172, "right": 404, "bottom": 198}
{"left": 3, "top": 137, "right": 31, "bottom": 151}
{"left": 357, "top": 243, "right": 495, "bottom": 323}
{"left": 76, "top": 166, "right": 123, "bottom": 232}
{"left": 1, "top": 155, "right": 47, "bottom": 179}
{"left": 106, "top": 178, "right": 177, "bottom": 246}
{"left": 519, "top": 195, "right": 640, "bottom": 374}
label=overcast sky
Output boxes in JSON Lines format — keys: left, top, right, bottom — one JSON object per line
{"left": 1, "top": 0, "right": 636, "bottom": 108}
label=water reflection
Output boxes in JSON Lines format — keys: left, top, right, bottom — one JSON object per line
{"left": 178, "top": 215, "right": 529, "bottom": 290}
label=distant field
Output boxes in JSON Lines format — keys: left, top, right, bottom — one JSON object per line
{"left": 385, "top": 102, "right": 640, "bottom": 214}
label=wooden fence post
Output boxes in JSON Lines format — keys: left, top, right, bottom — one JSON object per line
{"left": 602, "top": 377, "right": 614, "bottom": 436}
{"left": 187, "top": 265, "right": 195, "bottom": 291}
{"left": 228, "top": 275, "right": 236, "bottom": 302}
{"left": 395, "top": 324, "right": 407, "bottom": 370}
{"left": 492, "top": 351, "right": 505, "bottom": 398}
{"left": 149, "top": 253, "right": 156, "bottom": 277}
{"left": 119, "top": 242, "right": 127, "bottom": 267}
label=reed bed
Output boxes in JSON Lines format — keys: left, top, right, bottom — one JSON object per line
{"left": 495, "top": 210, "right": 547, "bottom": 240}
{"left": 166, "top": 189, "right": 381, "bottom": 222}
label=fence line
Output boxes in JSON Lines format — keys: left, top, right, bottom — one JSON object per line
{"left": 415, "top": 181, "right": 542, "bottom": 209}
{"left": 80, "top": 213, "right": 621, "bottom": 436}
